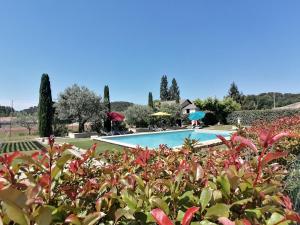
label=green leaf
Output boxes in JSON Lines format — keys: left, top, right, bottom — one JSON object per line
{"left": 197, "top": 220, "right": 218, "bottom": 225}
{"left": 17, "top": 155, "right": 47, "bottom": 172}
{"left": 114, "top": 208, "right": 135, "bottom": 222}
{"left": 150, "top": 196, "right": 170, "bottom": 215}
{"left": 82, "top": 212, "right": 106, "bottom": 225}
{"left": 51, "top": 154, "right": 72, "bottom": 179}
{"left": 239, "top": 182, "right": 252, "bottom": 192}
{"left": 0, "top": 185, "right": 28, "bottom": 209}
{"left": 208, "top": 181, "right": 217, "bottom": 190}
{"left": 176, "top": 210, "right": 185, "bottom": 222}
{"left": 231, "top": 197, "right": 253, "bottom": 206}
{"left": 217, "top": 175, "right": 231, "bottom": 199}
{"left": 200, "top": 188, "right": 212, "bottom": 212}
{"left": 266, "top": 212, "right": 289, "bottom": 225}
{"left": 36, "top": 206, "right": 53, "bottom": 225}
{"left": 245, "top": 208, "right": 262, "bottom": 219}
{"left": 134, "top": 175, "right": 145, "bottom": 190}
{"left": 121, "top": 190, "right": 138, "bottom": 211}
{"left": 205, "top": 203, "right": 230, "bottom": 218}
{"left": 212, "top": 190, "right": 222, "bottom": 202}
{"left": 3, "top": 202, "right": 29, "bottom": 225}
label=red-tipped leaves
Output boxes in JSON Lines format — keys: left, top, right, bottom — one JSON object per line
{"left": 151, "top": 208, "right": 174, "bottom": 225}
{"left": 232, "top": 135, "right": 258, "bottom": 153}
{"left": 181, "top": 207, "right": 200, "bottom": 225}
{"left": 262, "top": 151, "right": 288, "bottom": 166}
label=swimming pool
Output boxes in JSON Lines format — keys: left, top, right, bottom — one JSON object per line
{"left": 97, "top": 129, "right": 231, "bottom": 149}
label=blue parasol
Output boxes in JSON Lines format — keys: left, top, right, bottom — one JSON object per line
{"left": 188, "top": 111, "right": 205, "bottom": 121}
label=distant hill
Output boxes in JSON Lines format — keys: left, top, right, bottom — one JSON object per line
{"left": 111, "top": 101, "right": 134, "bottom": 112}
{"left": 20, "top": 106, "right": 38, "bottom": 115}
{"left": 242, "top": 92, "right": 300, "bottom": 110}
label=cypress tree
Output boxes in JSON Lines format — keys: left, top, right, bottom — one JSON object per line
{"left": 160, "top": 75, "right": 169, "bottom": 101}
{"left": 169, "top": 78, "right": 180, "bottom": 103}
{"left": 103, "top": 85, "right": 111, "bottom": 131}
{"left": 38, "top": 73, "right": 53, "bottom": 137}
{"left": 228, "top": 82, "right": 242, "bottom": 104}
{"left": 148, "top": 92, "right": 154, "bottom": 108}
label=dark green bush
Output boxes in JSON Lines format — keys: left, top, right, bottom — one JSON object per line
{"left": 227, "top": 109, "right": 300, "bottom": 125}
{"left": 53, "top": 124, "right": 68, "bottom": 137}
{"left": 202, "top": 112, "right": 218, "bottom": 125}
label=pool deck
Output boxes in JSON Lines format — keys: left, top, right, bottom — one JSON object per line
{"left": 93, "top": 129, "right": 234, "bottom": 150}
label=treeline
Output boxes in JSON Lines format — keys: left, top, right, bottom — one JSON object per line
{"left": 226, "top": 82, "right": 300, "bottom": 110}
{"left": 111, "top": 101, "right": 134, "bottom": 112}
{"left": 242, "top": 92, "right": 300, "bottom": 110}
{"left": 0, "top": 105, "right": 14, "bottom": 117}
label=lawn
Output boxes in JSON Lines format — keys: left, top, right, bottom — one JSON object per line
{"left": 204, "top": 124, "right": 236, "bottom": 130}
{"left": 56, "top": 138, "right": 125, "bottom": 153}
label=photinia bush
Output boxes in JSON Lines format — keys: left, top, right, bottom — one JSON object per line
{"left": 0, "top": 127, "right": 300, "bottom": 224}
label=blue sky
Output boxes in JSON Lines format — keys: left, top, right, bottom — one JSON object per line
{"left": 0, "top": 0, "right": 300, "bottom": 110}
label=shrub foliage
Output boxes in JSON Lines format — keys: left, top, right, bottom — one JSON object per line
{"left": 0, "top": 120, "right": 300, "bottom": 224}
{"left": 227, "top": 109, "right": 300, "bottom": 125}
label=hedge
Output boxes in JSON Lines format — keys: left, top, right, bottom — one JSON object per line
{"left": 227, "top": 108, "right": 300, "bottom": 125}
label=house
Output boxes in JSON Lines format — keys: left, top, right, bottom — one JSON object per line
{"left": 163, "top": 99, "right": 200, "bottom": 115}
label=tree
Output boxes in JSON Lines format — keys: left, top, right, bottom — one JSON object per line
{"left": 111, "top": 101, "right": 134, "bottom": 112}
{"left": 194, "top": 97, "right": 241, "bottom": 124}
{"left": 160, "top": 75, "right": 169, "bottom": 101}
{"left": 55, "top": 84, "right": 106, "bottom": 132}
{"left": 17, "top": 113, "right": 37, "bottom": 135}
{"left": 103, "top": 85, "right": 111, "bottom": 132}
{"left": 169, "top": 78, "right": 180, "bottom": 103}
{"left": 0, "top": 105, "right": 14, "bottom": 117}
{"left": 228, "top": 82, "right": 243, "bottom": 104}
{"left": 38, "top": 74, "right": 53, "bottom": 137}
{"left": 159, "top": 102, "right": 181, "bottom": 126}
{"left": 103, "top": 85, "right": 111, "bottom": 112}
{"left": 148, "top": 92, "right": 154, "bottom": 108}
{"left": 124, "top": 105, "right": 153, "bottom": 127}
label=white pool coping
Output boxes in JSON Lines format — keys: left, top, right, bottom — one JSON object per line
{"left": 93, "top": 129, "right": 234, "bottom": 150}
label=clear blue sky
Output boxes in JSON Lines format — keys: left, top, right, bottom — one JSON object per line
{"left": 0, "top": 0, "right": 300, "bottom": 110}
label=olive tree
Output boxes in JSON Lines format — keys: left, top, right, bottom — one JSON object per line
{"left": 17, "top": 113, "right": 37, "bottom": 135}
{"left": 55, "top": 84, "right": 106, "bottom": 132}
{"left": 159, "top": 102, "right": 182, "bottom": 126}
{"left": 124, "top": 105, "right": 153, "bottom": 127}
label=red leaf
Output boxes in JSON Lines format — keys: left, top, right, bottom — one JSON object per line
{"left": 0, "top": 151, "right": 21, "bottom": 165}
{"left": 69, "top": 160, "right": 80, "bottom": 173}
{"left": 218, "top": 217, "right": 235, "bottom": 225}
{"left": 280, "top": 195, "right": 293, "bottom": 210}
{"left": 262, "top": 151, "right": 288, "bottom": 166}
{"left": 217, "top": 135, "right": 232, "bottom": 149}
{"left": 182, "top": 206, "right": 200, "bottom": 225}
{"left": 232, "top": 135, "right": 257, "bottom": 153}
{"left": 259, "top": 130, "right": 272, "bottom": 148}
{"left": 151, "top": 208, "right": 174, "bottom": 225}
{"left": 268, "top": 132, "right": 292, "bottom": 146}
{"left": 39, "top": 173, "right": 50, "bottom": 187}
{"left": 286, "top": 213, "right": 300, "bottom": 223}
{"left": 241, "top": 219, "right": 252, "bottom": 225}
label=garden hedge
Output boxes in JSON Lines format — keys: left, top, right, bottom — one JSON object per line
{"left": 227, "top": 108, "right": 300, "bottom": 125}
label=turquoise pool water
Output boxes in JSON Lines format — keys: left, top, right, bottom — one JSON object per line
{"left": 101, "top": 130, "right": 230, "bottom": 149}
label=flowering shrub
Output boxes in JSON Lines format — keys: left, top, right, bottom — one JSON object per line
{"left": 0, "top": 130, "right": 300, "bottom": 224}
